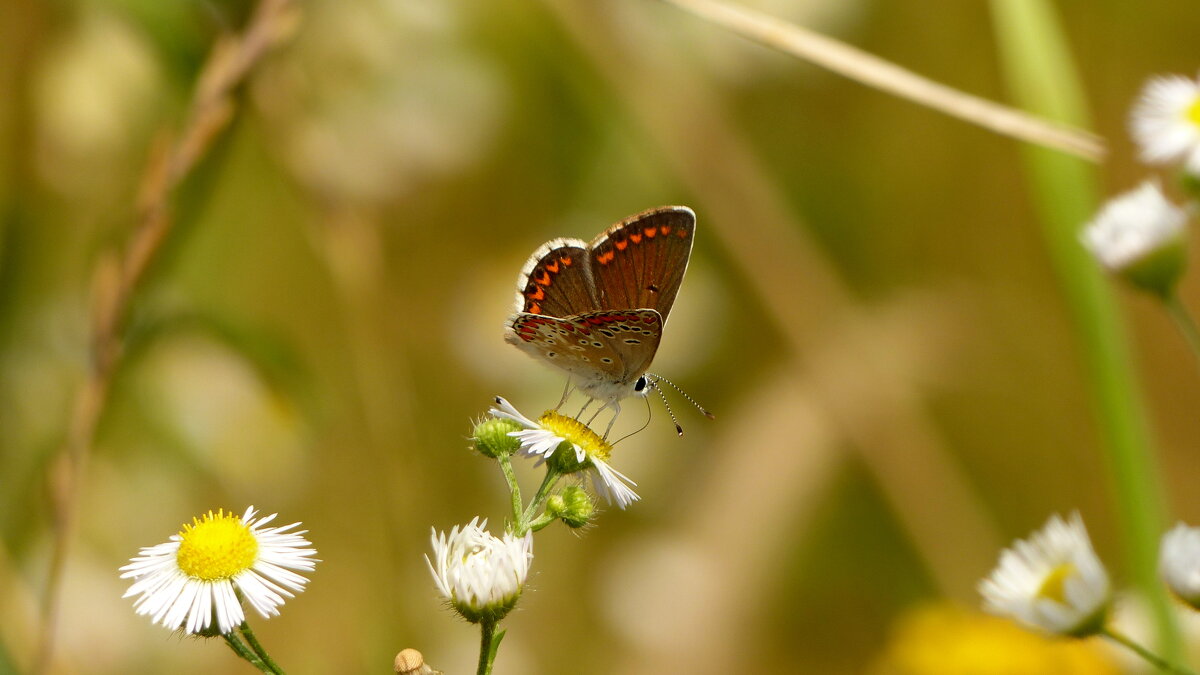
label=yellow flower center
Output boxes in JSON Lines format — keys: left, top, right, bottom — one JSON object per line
{"left": 1188, "top": 98, "right": 1200, "bottom": 127}
{"left": 1035, "top": 562, "right": 1076, "bottom": 605}
{"left": 538, "top": 411, "right": 613, "bottom": 461}
{"left": 176, "top": 509, "right": 259, "bottom": 581}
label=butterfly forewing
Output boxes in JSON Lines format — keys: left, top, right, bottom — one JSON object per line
{"left": 588, "top": 206, "right": 695, "bottom": 322}
{"left": 513, "top": 238, "right": 598, "bottom": 317}
{"left": 506, "top": 310, "right": 663, "bottom": 384}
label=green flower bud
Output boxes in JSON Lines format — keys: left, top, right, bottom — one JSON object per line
{"left": 555, "top": 486, "right": 594, "bottom": 529}
{"left": 473, "top": 418, "right": 522, "bottom": 458}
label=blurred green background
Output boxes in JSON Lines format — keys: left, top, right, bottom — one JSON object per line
{"left": 2, "top": 0, "right": 1200, "bottom": 672}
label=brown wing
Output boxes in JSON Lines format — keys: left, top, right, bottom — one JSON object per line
{"left": 587, "top": 206, "right": 695, "bottom": 322}
{"left": 512, "top": 237, "right": 598, "bottom": 317}
{"left": 504, "top": 310, "right": 663, "bottom": 384}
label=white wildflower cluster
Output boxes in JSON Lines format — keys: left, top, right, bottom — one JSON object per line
{"left": 1082, "top": 71, "right": 1200, "bottom": 296}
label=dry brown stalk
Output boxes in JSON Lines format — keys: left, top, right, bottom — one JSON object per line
{"left": 659, "top": 0, "right": 1106, "bottom": 161}
{"left": 32, "top": 1, "right": 299, "bottom": 671}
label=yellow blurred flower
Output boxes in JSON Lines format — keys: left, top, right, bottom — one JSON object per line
{"left": 871, "top": 604, "right": 1117, "bottom": 675}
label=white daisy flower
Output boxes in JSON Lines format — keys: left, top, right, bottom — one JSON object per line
{"left": 120, "top": 507, "right": 318, "bottom": 635}
{"left": 1080, "top": 181, "right": 1187, "bottom": 295}
{"left": 1160, "top": 523, "right": 1200, "bottom": 609}
{"left": 1131, "top": 73, "right": 1200, "bottom": 174}
{"left": 426, "top": 517, "right": 533, "bottom": 623}
{"left": 490, "top": 397, "right": 640, "bottom": 509}
{"left": 979, "top": 512, "right": 1110, "bottom": 636}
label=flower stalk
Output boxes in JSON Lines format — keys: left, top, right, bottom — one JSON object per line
{"left": 239, "top": 620, "right": 285, "bottom": 675}
{"left": 498, "top": 456, "right": 524, "bottom": 527}
{"left": 476, "top": 620, "right": 504, "bottom": 675}
{"left": 519, "top": 467, "right": 562, "bottom": 534}
{"left": 1165, "top": 293, "right": 1200, "bottom": 370}
{"left": 223, "top": 632, "right": 268, "bottom": 672}
{"left": 1103, "top": 627, "right": 1198, "bottom": 675}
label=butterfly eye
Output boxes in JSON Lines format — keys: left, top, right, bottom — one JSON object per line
{"left": 634, "top": 376, "right": 649, "bottom": 393}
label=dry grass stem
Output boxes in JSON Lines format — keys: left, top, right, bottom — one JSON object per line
{"left": 659, "top": 0, "right": 1106, "bottom": 161}
{"left": 32, "top": 1, "right": 299, "bottom": 671}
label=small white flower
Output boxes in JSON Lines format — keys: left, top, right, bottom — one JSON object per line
{"left": 1160, "top": 523, "right": 1200, "bottom": 609}
{"left": 1131, "top": 73, "right": 1200, "bottom": 174}
{"left": 1080, "top": 181, "right": 1187, "bottom": 282}
{"left": 490, "top": 397, "right": 640, "bottom": 509}
{"left": 120, "top": 507, "right": 318, "bottom": 635}
{"left": 426, "top": 518, "right": 532, "bottom": 622}
{"left": 979, "top": 512, "right": 1110, "bottom": 636}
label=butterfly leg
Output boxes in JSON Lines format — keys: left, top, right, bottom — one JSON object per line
{"left": 555, "top": 378, "right": 574, "bottom": 411}
{"left": 584, "top": 401, "right": 603, "bottom": 426}
{"left": 576, "top": 398, "right": 593, "bottom": 420}
{"left": 601, "top": 401, "right": 622, "bottom": 439}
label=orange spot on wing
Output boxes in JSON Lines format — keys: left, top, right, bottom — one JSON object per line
{"left": 597, "top": 250, "right": 615, "bottom": 265}
{"left": 660, "top": 225, "right": 672, "bottom": 235}
{"left": 644, "top": 227, "right": 658, "bottom": 238}
{"left": 528, "top": 287, "right": 545, "bottom": 301}
{"left": 536, "top": 271, "right": 551, "bottom": 286}
{"left": 677, "top": 228, "right": 689, "bottom": 238}
{"left": 630, "top": 233, "right": 643, "bottom": 244}
{"left": 529, "top": 303, "right": 542, "bottom": 314}
{"left": 643, "top": 314, "right": 656, "bottom": 323}
{"left": 545, "top": 261, "right": 560, "bottom": 274}
{"left": 560, "top": 256, "right": 573, "bottom": 266}
{"left": 615, "top": 239, "right": 628, "bottom": 251}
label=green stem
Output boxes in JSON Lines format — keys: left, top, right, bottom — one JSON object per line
{"left": 223, "top": 633, "right": 269, "bottom": 673}
{"left": 1104, "top": 628, "right": 1197, "bottom": 675}
{"left": 528, "top": 512, "right": 557, "bottom": 532}
{"left": 477, "top": 620, "right": 506, "bottom": 675}
{"left": 498, "top": 456, "right": 523, "bottom": 528}
{"left": 1164, "top": 292, "right": 1200, "bottom": 370}
{"left": 988, "top": 0, "right": 1180, "bottom": 659}
{"left": 238, "top": 621, "right": 285, "bottom": 675}
{"left": 519, "top": 469, "right": 561, "bottom": 533}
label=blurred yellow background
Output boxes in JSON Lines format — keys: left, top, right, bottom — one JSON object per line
{"left": 2, "top": 0, "right": 1199, "bottom": 672}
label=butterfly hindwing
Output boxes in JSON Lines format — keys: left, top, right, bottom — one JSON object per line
{"left": 505, "top": 310, "right": 663, "bottom": 385}
{"left": 588, "top": 206, "right": 695, "bottom": 322}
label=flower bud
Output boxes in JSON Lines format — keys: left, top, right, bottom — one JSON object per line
{"left": 550, "top": 486, "right": 594, "bottom": 528}
{"left": 473, "top": 418, "right": 522, "bottom": 458}
{"left": 426, "top": 518, "right": 532, "bottom": 624}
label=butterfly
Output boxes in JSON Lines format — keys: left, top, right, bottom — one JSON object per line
{"left": 504, "top": 205, "right": 698, "bottom": 435}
